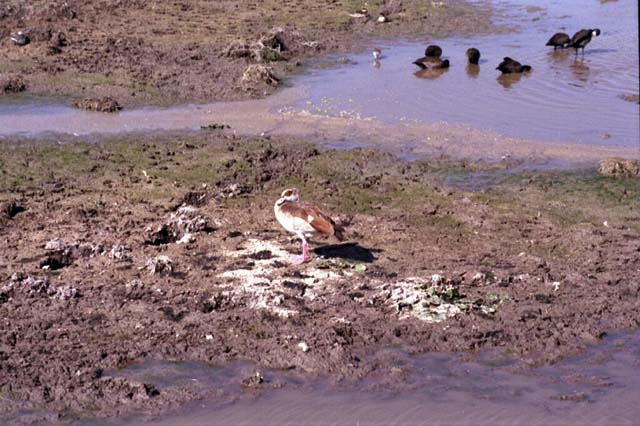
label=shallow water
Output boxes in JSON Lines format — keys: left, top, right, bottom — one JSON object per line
{"left": 64, "top": 331, "right": 640, "bottom": 426}
{"left": 301, "top": 0, "right": 639, "bottom": 148}
{"left": 0, "top": 0, "right": 637, "bottom": 163}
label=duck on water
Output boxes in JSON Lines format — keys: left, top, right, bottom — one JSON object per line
{"left": 496, "top": 57, "right": 532, "bottom": 74}
{"left": 413, "top": 44, "right": 449, "bottom": 69}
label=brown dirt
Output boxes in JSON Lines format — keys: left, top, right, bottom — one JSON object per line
{"left": 0, "top": 0, "right": 495, "bottom": 107}
{"left": 1, "top": 132, "right": 639, "bottom": 423}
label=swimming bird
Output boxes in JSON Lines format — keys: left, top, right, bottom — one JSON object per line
{"left": 414, "top": 45, "right": 448, "bottom": 69}
{"left": 466, "top": 48, "right": 481, "bottom": 64}
{"left": 496, "top": 57, "right": 532, "bottom": 74}
{"left": 373, "top": 48, "right": 382, "bottom": 61}
{"left": 546, "top": 32, "right": 571, "bottom": 49}
{"left": 570, "top": 28, "right": 601, "bottom": 55}
{"left": 274, "top": 188, "right": 343, "bottom": 264}
{"left": 424, "top": 45, "right": 443, "bottom": 58}
{"left": 10, "top": 31, "right": 30, "bottom": 46}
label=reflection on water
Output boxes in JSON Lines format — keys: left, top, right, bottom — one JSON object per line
{"left": 465, "top": 64, "right": 481, "bottom": 78}
{"left": 496, "top": 72, "right": 527, "bottom": 89}
{"left": 414, "top": 67, "right": 449, "bottom": 80}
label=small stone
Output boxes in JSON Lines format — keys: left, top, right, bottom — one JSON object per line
{"left": 109, "top": 244, "right": 132, "bottom": 262}
{"left": 205, "top": 334, "right": 213, "bottom": 340}
{"left": 431, "top": 274, "right": 443, "bottom": 285}
{"left": 45, "top": 239, "right": 69, "bottom": 251}
{"left": 297, "top": 341, "right": 310, "bottom": 352}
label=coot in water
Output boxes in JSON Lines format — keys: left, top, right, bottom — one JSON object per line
{"left": 496, "top": 57, "right": 532, "bottom": 74}
{"left": 466, "top": 48, "right": 480, "bottom": 64}
{"left": 570, "top": 28, "right": 601, "bottom": 55}
{"left": 546, "top": 32, "right": 571, "bottom": 49}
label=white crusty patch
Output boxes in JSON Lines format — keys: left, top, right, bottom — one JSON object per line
{"left": 307, "top": 215, "right": 314, "bottom": 223}
{"left": 382, "top": 277, "right": 461, "bottom": 323}
{"left": 219, "top": 239, "right": 349, "bottom": 316}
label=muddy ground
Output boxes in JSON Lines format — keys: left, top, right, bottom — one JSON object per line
{"left": 0, "top": 0, "right": 495, "bottom": 107}
{"left": 0, "top": 131, "right": 639, "bottom": 423}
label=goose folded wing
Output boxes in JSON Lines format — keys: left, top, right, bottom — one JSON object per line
{"left": 301, "top": 205, "right": 339, "bottom": 238}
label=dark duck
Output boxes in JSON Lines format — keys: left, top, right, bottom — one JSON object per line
{"left": 466, "top": 48, "right": 480, "bottom": 65}
{"left": 546, "top": 32, "right": 571, "bottom": 49}
{"left": 496, "top": 57, "right": 532, "bottom": 74}
{"left": 570, "top": 28, "right": 601, "bottom": 55}
{"left": 413, "top": 44, "right": 449, "bottom": 69}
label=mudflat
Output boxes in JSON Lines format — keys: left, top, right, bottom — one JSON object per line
{"left": 0, "top": 0, "right": 493, "bottom": 106}
{"left": 1, "top": 132, "right": 638, "bottom": 423}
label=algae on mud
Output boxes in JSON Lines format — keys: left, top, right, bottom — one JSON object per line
{"left": 0, "top": 132, "right": 639, "bottom": 423}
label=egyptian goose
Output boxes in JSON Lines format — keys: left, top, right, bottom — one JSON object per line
{"left": 274, "top": 188, "right": 343, "bottom": 264}
{"left": 546, "top": 32, "right": 571, "bottom": 50}
{"left": 570, "top": 28, "right": 601, "bottom": 55}
{"left": 496, "top": 57, "right": 532, "bottom": 74}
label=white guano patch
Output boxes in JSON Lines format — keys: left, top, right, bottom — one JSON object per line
{"left": 219, "top": 239, "right": 349, "bottom": 318}
{"left": 386, "top": 277, "right": 461, "bottom": 323}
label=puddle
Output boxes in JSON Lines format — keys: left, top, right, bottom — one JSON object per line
{"left": 300, "top": 0, "right": 639, "bottom": 148}
{"left": 55, "top": 331, "right": 640, "bottom": 426}
{"left": 0, "top": 0, "right": 638, "bottom": 166}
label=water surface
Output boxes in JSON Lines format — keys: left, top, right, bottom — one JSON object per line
{"left": 300, "top": 0, "right": 639, "bottom": 148}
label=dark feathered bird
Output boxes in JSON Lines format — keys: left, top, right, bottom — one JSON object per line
{"left": 496, "top": 57, "right": 532, "bottom": 74}
{"left": 570, "top": 28, "right": 601, "bottom": 55}
{"left": 424, "top": 45, "right": 442, "bottom": 58}
{"left": 413, "top": 57, "right": 449, "bottom": 70}
{"left": 546, "top": 32, "right": 571, "bottom": 50}
{"left": 466, "top": 48, "right": 480, "bottom": 65}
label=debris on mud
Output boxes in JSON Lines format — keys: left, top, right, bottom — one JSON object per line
{"left": 241, "top": 371, "right": 264, "bottom": 390}
{"left": 0, "top": 200, "right": 25, "bottom": 219}
{"left": 598, "top": 158, "right": 639, "bottom": 178}
{"left": 241, "top": 65, "right": 279, "bottom": 90}
{"left": 146, "top": 255, "right": 173, "bottom": 275}
{"left": 144, "top": 206, "right": 212, "bottom": 245}
{"left": 0, "top": 74, "right": 26, "bottom": 94}
{"left": 109, "top": 244, "right": 132, "bottom": 262}
{"left": 5, "top": 274, "right": 79, "bottom": 301}
{"left": 72, "top": 97, "right": 122, "bottom": 113}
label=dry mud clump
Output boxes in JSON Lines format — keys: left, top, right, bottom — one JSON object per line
{"left": 72, "top": 97, "right": 122, "bottom": 113}
{"left": 0, "top": 74, "right": 26, "bottom": 94}
{"left": 598, "top": 158, "right": 640, "bottom": 178}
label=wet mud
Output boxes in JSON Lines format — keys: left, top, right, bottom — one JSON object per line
{"left": 1, "top": 133, "right": 639, "bottom": 423}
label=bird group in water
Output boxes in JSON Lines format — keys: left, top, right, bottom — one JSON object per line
{"left": 370, "top": 28, "right": 601, "bottom": 79}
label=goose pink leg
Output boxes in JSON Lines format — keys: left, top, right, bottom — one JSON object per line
{"left": 291, "top": 240, "right": 309, "bottom": 265}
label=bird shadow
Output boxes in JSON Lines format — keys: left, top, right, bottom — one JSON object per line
{"left": 314, "top": 242, "right": 381, "bottom": 263}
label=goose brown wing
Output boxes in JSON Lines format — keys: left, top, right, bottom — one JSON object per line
{"left": 300, "top": 204, "right": 337, "bottom": 237}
